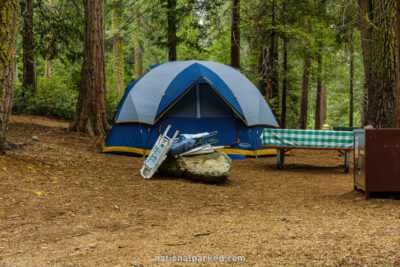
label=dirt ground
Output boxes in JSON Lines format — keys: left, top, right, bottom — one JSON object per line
{"left": 0, "top": 115, "right": 399, "bottom": 266}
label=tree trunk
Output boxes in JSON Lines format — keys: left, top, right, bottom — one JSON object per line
{"left": 257, "top": 48, "right": 268, "bottom": 96}
{"left": 361, "top": 86, "right": 367, "bottom": 125}
{"left": 280, "top": 37, "right": 288, "bottom": 128}
{"left": 22, "top": 0, "right": 37, "bottom": 93}
{"left": 0, "top": 1, "right": 19, "bottom": 153}
{"left": 266, "top": 0, "right": 279, "bottom": 102}
{"left": 69, "top": 0, "right": 108, "bottom": 136}
{"left": 134, "top": 16, "right": 143, "bottom": 79}
{"left": 230, "top": 0, "right": 240, "bottom": 69}
{"left": 358, "top": 0, "right": 372, "bottom": 126}
{"left": 359, "top": 0, "right": 396, "bottom": 128}
{"left": 112, "top": 0, "right": 124, "bottom": 94}
{"left": 167, "top": 0, "right": 177, "bottom": 61}
{"left": 395, "top": 0, "right": 400, "bottom": 127}
{"left": 44, "top": 0, "right": 55, "bottom": 77}
{"left": 349, "top": 36, "right": 354, "bottom": 127}
{"left": 298, "top": 58, "right": 311, "bottom": 129}
{"left": 45, "top": 59, "right": 54, "bottom": 77}
{"left": 315, "top": 54, "right": 322, "bottom": 130}
{"left": 321, "top": 82, "right": 327, "bottom": 126}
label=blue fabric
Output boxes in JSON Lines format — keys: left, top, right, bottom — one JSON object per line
{"left": 155, "top": 63, "right": 244, "bottom": 121}
{"left": 196, "top": 66, "right": 244, "bottom": 118}
{"left": 228, "top": 154, "right": 246, "bottom": 160}
{"left": 105, "top": 123, "right": 148, "bottom": 151}
{"left": 114, "top": 61, "right": 277, "bottom": 125}
{"left": 117, "top": 61, "right": 195, "bottom": 123}
{"left": 106, "top": 60, "right": 279, "bottom": 157}
{"left": 148, "top": 64, "right": 161, "bottom": 70}
{"left": 156, "top": 63, "right": 203, "bottom": 118}
{"left": 104, "top": 117, "right": 277, "bottom": 156}
{"left": 116, "top": 77, "right": 142, "bottom": 112}
{"left": 169, "top": 137, "right": 197, "bottom": 156}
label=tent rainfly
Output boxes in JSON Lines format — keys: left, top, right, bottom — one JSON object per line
{"left": 102, "top": 60, "right": 279, "bottom": 156}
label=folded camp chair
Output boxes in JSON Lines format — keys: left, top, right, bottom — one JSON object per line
{"left": 140, "top": 125, "right": 179, "bottom": 179}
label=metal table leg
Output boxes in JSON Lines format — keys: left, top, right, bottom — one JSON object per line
{"left": 277, "top": 149, "right": 285, "bottom": 170}
{"left": 344, "top": 150, "right": 350, "bottom": 173}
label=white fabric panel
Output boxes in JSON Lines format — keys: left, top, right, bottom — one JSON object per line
{"left": 116, "top": 61, "right": 195, "bottom": 123}
{"left": 116, "top": 60, "right": 278, "bottom": 126}
{"left": 200, "top": 61, "right": 277, "bottom": 126}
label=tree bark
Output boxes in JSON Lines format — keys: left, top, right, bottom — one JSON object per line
{"left": 134, "top": 15, "right": 143, "bottom": 79}
{"left": 230, "top": 0, "right": 240, "bottom": 69}
{"left": 22, "top": 0, "right": 37, "bottom": 93}
{"left": 315, "top": 54, "right": 322, "bottom": 130}
{"left": 112, "top": 0, "right": 125, "bottom": 94}
{"left": 167, "top": 0, "right": 177, "bottom": 61}
{"left": 69, "top": 0, "right": 108, "bottom": 136}
{"left": 395, "top": 0, "right": 400, "bottom": 127}
{"left": 280, "top": 37, "right": 288, "bottom": 128}
{"left": 358, "top": 0, "right": 372, "bottom": 126}
{"left": 45, "top": 59, "right": 53, "bottom": 77}
{"left": 0, "top": 1, "right": 19, "bottom": 153}
{"left": 349, "top": 36, "right": 354, "bottom": 127}
{"left": 298, "top": 58, "right": 311, "bottom": 129}
{"left": 257, "top": 48, "right": 268, "bottom": 96}
{"left": 44, "top": 0, "right": 55, "bottom": 77}
{"left": 266, "top": 0, "right": 279, "bottom": 102}
{"left": 361, "top": 86, "right": 367, "bottom": 124}
{"left": 321, "top": 82, "right": 327, "bottom": 126}
{"left": 359, "top": 0, "right": 397, "bottom": 128}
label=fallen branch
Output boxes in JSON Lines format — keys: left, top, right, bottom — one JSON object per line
{"left": 194, "top": 232, "right": 210, "bottom": 237}
{"left": 5, "top": 141, "right": 28, "bottom": 151}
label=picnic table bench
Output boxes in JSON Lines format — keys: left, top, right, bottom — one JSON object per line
{"left": 261, "top": 129, "right": 354, "bottom": 172}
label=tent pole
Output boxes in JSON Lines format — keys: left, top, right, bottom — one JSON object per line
{"left": 196, "top": 83, "right": 201, "bottom": 118}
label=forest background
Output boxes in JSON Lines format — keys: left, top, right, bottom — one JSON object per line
{"left": 4, "top": 0, "right": 397, "bottom": 137}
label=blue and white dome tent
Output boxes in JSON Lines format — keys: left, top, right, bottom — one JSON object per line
{"left": 102, "top": 60, "right": 279, "bottom": 156}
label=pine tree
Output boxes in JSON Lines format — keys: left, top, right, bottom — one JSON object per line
{"left": 395, "top": 0, "right": 400, "bottom": 127}
{"left": 112, "top": 0, "right": 125, "bottom": 94}
{"left": 44, "top": 0, "right": 56, "bottom": 77}
{"left": 266, "top": 0, "right": 278, "bottom": 102}
{"left": 231, "top": 0, "right": 240, "bottom": 68}
{"left": 0, "top": 0, "right": 19, "bottom": 153}
{"left": 359, "top": 0, "right": 397, "bottom": 127}
{"left": 315, "top": 53, "right": 323, "bottom": 129}
{"left": 22, "top": 0, "right": 37, "bottom": 92}
{"left": 167, "top": 0, "right": 177, "bottom": 61}
{"left": 134, "top": 15, "right": 143, "bottom": 79}
{"left": 298, "top": 57, "right": 311, "bottom": 129}
{"left": 69, "top": 0, "right": 108, "bottom": 136}
{"left": 280, "top": 36, "right": 288, "bottom": 128}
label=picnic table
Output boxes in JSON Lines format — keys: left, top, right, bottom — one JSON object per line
{"left": 261, "top": 129, "right": 354, "bottom": 172}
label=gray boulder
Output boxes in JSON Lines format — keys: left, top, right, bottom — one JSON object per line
{"left": 158, "top": 150, "right": 232, "bottom": 183}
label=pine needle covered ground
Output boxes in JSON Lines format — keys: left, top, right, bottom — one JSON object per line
{"left": 0, "top": 115, "right": 399, "bottom": 266}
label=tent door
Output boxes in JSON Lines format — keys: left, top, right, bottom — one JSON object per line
{"left": 153, "top": 81, "right": 246, "bottom": 149}
{"left": 164, "top": 81, "right": 234, "bottom": 119}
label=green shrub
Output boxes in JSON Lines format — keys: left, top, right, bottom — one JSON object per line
{"left": 13, "top": 76, "right": 123, "bottom": 122}
{"left": 13, "top": 76, "right": 78, "bottom": 120}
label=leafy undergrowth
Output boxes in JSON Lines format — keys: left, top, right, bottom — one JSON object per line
{"left": 0, "top": 115, "right": 399, "bottom": 266}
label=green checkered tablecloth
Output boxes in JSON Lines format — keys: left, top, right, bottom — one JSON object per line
{"left": 261, "top": 128, "right": 354, "bottom": 149}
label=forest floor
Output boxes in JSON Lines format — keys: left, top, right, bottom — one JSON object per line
{"left": 0, "top": 115, "right": 399, "bottom": 266}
